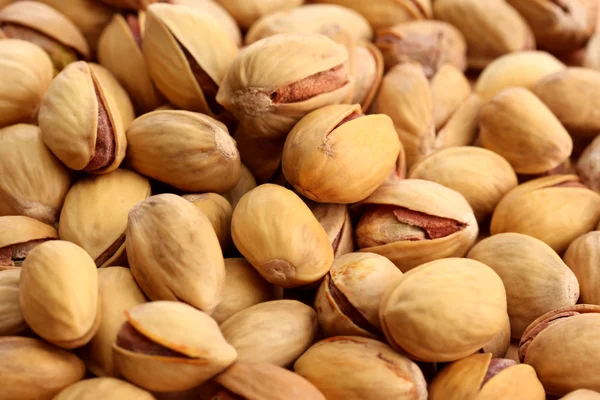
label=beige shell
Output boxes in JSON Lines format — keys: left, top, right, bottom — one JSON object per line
{"left": 182, "top": 193, "right": 232, "bottom": 250}
{"left": 584, "top": 33, "right": 600, "bottom": 70}
{"left": 409, "top": 146, "right": 518, "bottom": 222}
{"left": 282, "top": 104, "right": 400, "bottom": 204}
{"left": 231, "top": 184, "right": 334, "bottom": 287}
{"left": 564, "top": 232, "right": 600, "bottom": 305}
{"left": 380, "top": 258, "right": 507, "bottom": 362}
{"left": 220, "top": 300, "right": 317, "bottom": 367}
{"left": 479, "top": 87, "right": 573, "bottom": 175}
{"left": 59, "top": 169, "right": 151, "bottom": 268}
{"left": 350, "top": 41, "right": 384, "bottom": 112}
{"left": 54, "top": 377, "right": 155, "bottom": 400}
{"left": 215, "top": 0, "right": 303, "bottom": 29}
{"left": 0, "top": 337, "right": 86, "bottom": 400}
{"left": 99, "top": 0, "right": 159, "bottom": 9}
{"left": 481, "top": 313, "right": 512, "bottom": 359}
{"left": 308, "top": 202, "right": 354, "bottom": 258}
{"left": 221, "top": 163, "right": 257, "bottom": 210}
{"left": 126, "top": 110, "right": 241, "bottom": 193}
{"left": 577, "top": 134, "right": 600, "bottom": 192}
{"left": 562, "top": 390, "right": 600, "bottom": 400}
{"left": 234, "top": 129, "right": 285, "bottom": 182}
{"left": 0, "top": 215, "right": 57, "bottom": 268}
{"left": 431, "top": 64, "right": 471, "bottom": 130}
{"left": 0, "top": 124, "right": 71, "bottom": 225}
{"left": 435, "top": 93, "right": 481, "bottom": 149}
{"left": 19, "top": 240, "right": 99, "bottom": 349}
{"left": 171, "top": 0, "right": 241, "bottom": 46}
{"left": 491, "top": 175, "right": 600, "bottom": 253}
{"left": 0, "top": 268, "right": 26, "bottom": 335}
{"left": 468, "top": 232, "right": 579, "bottom": 338}
{"left": 126, "top": 194, "right": 225, "bottom": 313}
{"left": 294, "top": 336, "right": 428, "bottom": 399}
{"left": 80, "top": 267, "right": 147, "bottom": 377}
{"left": 88, "top": 63, "right": 135, "bottom": 129}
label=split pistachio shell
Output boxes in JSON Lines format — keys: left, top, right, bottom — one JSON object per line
{"left": 282, "top": 104, "right": 400, "bottom": 204}
{"left": 113, "top": 301, "right": 237, "bottom": 392}
{"left": 562, "top": 390, "right": 600, "bottom": 400}
{"left": 564, "top": 232, "right": 600, "bottom": 305}
{"left": 409, "top": 147, "right": 518, "bottom": 222}
{"left": 309, "top": 202, "right": 354, "bottom": 258}
{"left": 216, "top": 33, "right": 352, "bottom": 140}
{"left": 215, "top": 0, "right": 303, "bottom": 29}
{"left": 435, "top": 93, "right": 481, "bottom": 149}
{"left": 221, "top": 163, "right": 257, "bottom": 210}
{"left": 126, "top": 110, "right": 241, "bottom": 193}
{"left": 126, "top": 194, "right": 225, "bottom": 313}
{"left": 468, "top": 232, "right": 579, "bottom": 338}
{"left": 1, "top": 337, "right": 86, "bottom": 400}
{"left": 170, "top": 0, "right": 242, "bottom": 46}
{"left": 429, "top": 353, "right": 545, "bottom": 400}
{"left": 431, "top": 64, "right": 471, "bottom": 130}
{"left": 353, "top": 179, "right": 478, "bottom": 272}
{"left": 80, "top": 267, "right": 147, "bottom": 377}
{"left": 88, "top": 63, "right": 135, "bottom": 129}
{"left": 491, "top": 175, "right": 600, "bottom": 253}
{"left": 0, "top": 269, "right": 26, "bottom": 335}
{"left": 0, "top": 216, "right": 58, "bottom": 268}
{"left": 59, "top": 169, "right": 151, "bottom": 268}
{"left": 0, "top": 39, "right": 53, "bottom": 128}
{"left": 39, "top": 61, "right": 127, "bottom": 173}
{"left": 231, "top": 184, "right": 334, "bottom": 287}
{"left": 294, "top": 336, "right": 428, "bottom": 400}
{"left": 182, "top": 193, "right": 232, "bottom": 250}
{"left": 475, "top": 51, "right": 565, "bottom": 102}
{"left": 54, "top": 377, "right": 156, "bottom": 400}
{"left": 577, "top": 134, "right": 600, "bottom": 192}
{"left": 350, "top": 42, "right": 384, "bottom": 112}
{"left": 0, "top": 124, "right": 71, "bottom": 225}
{"left": 380, "top": 258, "right": 507, "bottom": 362}
{"left": 479, "top": 87, "right": 573, "bottom": 175}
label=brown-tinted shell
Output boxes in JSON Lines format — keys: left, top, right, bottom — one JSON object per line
{"left": 221, "top": 163, "right": 257, "bottom": 210}
{"left": 234, "top": 130, "right": 285, "bottom": 183}
{"left": 308, "top": 202, "right": 354, "bottom": 258}
{"left": 0, "top": 216, "right": 57, "bottom": 268}
{"left": 564, "top": 232, "right": 600, "bottom": 305}
{"left": 182, "top": 193, "right": 233, "bottom": 250}
{"left": 0, "top": 269, "right": 26, "bottom": 335}
{"left": 577, "top": 134, "right": 600, "bottom": 193}
{"left": 54, "top": 377, "right": 156, "bottom": 400}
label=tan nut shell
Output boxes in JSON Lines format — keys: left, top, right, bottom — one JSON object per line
{"left": 182, "top": 193, "right": 232, "bottom": 250}
{"left": 231, "top": 184, "right": 334, "bottom": 287}
{"left": 562, "top": 390, "right": 600, "bottom": 400}
{"left": 380, "top": 258, "right": 507, "bottom": 362}
{"left": 88, "top": 63, "right": 135, "bottom": 129}
{"left": 170, "top": 0, "right": 241, "bottom": 46}
{"left": 429, "top": 353, "right": 545, "bottom": 400}
{"left": 221, "top": 163, "right": 257, "bottom": 210}
{"left": 220, "top": 300, "right": 317, "bottom": 367}
{"left": 435, "top": 93, "right": 481, "bottom": 149}
{"left": 0, "top": 39, "right": 53, "bottom": 128}
{"left": 143, "top": 4, "right": 238, "bottom": 116}
{"left": 59, "top": 169, "right": 151, "bottom": 268}
{"left": 80, "top": 267, "right": 147, "bottom": 377}
{"left": 54, "top": 377, "right": 155, "bottom": 400}
{"left": 350, "top": 41, "right": 384, "bottom": 112}
{"left": 294, "top": 336, "right": 428, "bottom": 400}
{"left": 0, "top": 269, "right": 26, "bottom": 336}
{"left": 309, "top": 202, "right": 354, "bottom": 258}
{"left": 113, "top": 301, "right": 237, "bottom": 392}
{"left": 491, "top": 175, "right": 600, "bottom": 253}
{"left": 126, "top": 194, "right": 225, "bottom": 313}
{"left": 234, "top": 130, "right": 285, "bottom": 183}
{"left": 565, "top": 232, "right": 600, "bottom": 305}
{"left": 577, "top": 134, "right": 600, "bottom": 193}
{"left": 0, "top": 215, "right": 57, "bottom": 250}
{"left": 215, "top": 0, "right": 303, "bottom": 29}
{"left": 468, "top": 232, "right": 579, "bottom": 338}
{"left": 0, "top": 124, "right": 71, "bottom": 225}
{"left": 431, "top": 64, "right": 472, "bottom": 130}
{"left": 354, "top": 179, "right": 478, "bottom": 272}
{"left": 409, "top": 146, "right": 518, "bottom": 222}
{"left": 479, "top": 87, "right": 573, "bottom": 175}
{"left": 282, "top": 104, "right": 400, "bottom": 204}
{"left": 126, "top": 110, "right": 241, "bottom": 193}
{"left": 0, "top": 337, "right": 86, "bottom": 400}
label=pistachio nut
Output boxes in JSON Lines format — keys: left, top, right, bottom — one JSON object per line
{"left": 214, "top": 0, "right": 302, "bottom": 29}
{"left": 353, "top": 179, "right": 478, "bottom": 272}
{"left": 213, "top": 362, "right": 326, "bottom": 400}
{"left": 314, "top": 252, "right": 402, "bottom": 339}
{"left": 142, "top": 3, "right": 238, "bottom": 117}
{"left": 211, "top": 258, "right": 275, "bottom": 324}
{"left": 19, "top": 240, "right": 99, "bottom": 349}
{"left": 350, "top": 41, "right": 384, "bottom": 112}
{"left": 0, "top": 268, "right": 26, "bottom": 335}
{"left": 216, "top": 33, "right": 352, "bottom": 140}
{"left": 408, "top": 147, "right": 518, "bottom": 222}
{"left": 126, "top": 110, "right": 241, "bottom": 193}
{"left": 519, "top": 305, "right": 600, "bottom": 396}
{"left": 380, "top": 258, "right": 507, "bottom": 362}
{"left": 562, "top": 390, "right": 600, "bottom": 400}
{"left": 220, "top": 300, "right": 317, "bottom": 367}
{"left": 99, "top": 0, "right": 158, "bottom": 9}
{"left": 0, "top": 216, "right": 58, "bottom": 268}
{"left": 372, "top": 63, "right": 435, "bottom": 168}
{"left": 54, "top": 377, "right": 156, "bottom": 400}
{"left": 481, "top": 313, "right": 512, "bottom": 359}
{"left": 88, "top": 63, "right": 135, "bottom": 129}
{"left": 429, "top": 353, "right": 545, "bottom": 400}
{"left": 479, "top": 87, "right": 573, "bottom": 175}
{"left": 59, "top": 169, "right": 151, "bottom": 268}
{"left": 564, "top": 232, "right": 600, "bottom": 305}
{"left": 491, "top": 175, "right": 600, "bottom": 253}
{"left": 0, "top": 1, "right": 90, "bottom": 72}
{"left": 308, "top": 202, "right": 354, "bottom": 258}
{"left": 375, "top": 20, "right": 467, "bottom": 77}
{"left": 234, "top": 129, "right": 285, "bottom": 183}
{"left": 431, "top": 64, "right": 472, "bottom": 130}
{"left": 221, "top": 163, "right": 257, "bottom": 210}
{"left": 170, "top": 0, "right": 242, "bottom": 46}
{"left": 433, "top": 0, "right": 535, "bottom": 69}
{"left": 182, "top": 193, "right": 232, "bottom": 250}
{"left": 584, "top": 33, "right": 600, "bottom": 70}
{"left": 0, "top": 337, "right": 86, "bottom": 400}
{"left": 294, "top": 336, "right": 427, "bottom": 399}
{"left": 126, "top": 194, "right": 225, "bottom": 313}
{"left": 577, "top": 134, "right": 600, "bottom": 192}
{"left": 282, "top": 104, "right": 400, "bottom": 204}
{"left": 231, "top": 184, "right": 334, "bottom": 287}
{"left": 0, "top": 124, "right": 71, "bottom": 225}
{"left": 39, "top": 61, "right": 127, "bottom": 174}
{"left": 80, "top": 267, "right": 147, "bottom": 377}
{"left": 468, "top": 232, "right": 579, "bottom": 338}
{"left": 245, "top": 4, "right": 372, "bottom": 45}
{"left": 113, "top": 301, "right": 237, "bottom": 392}
{"left": 435, "top": 93, "right": 481, "bottom": 149}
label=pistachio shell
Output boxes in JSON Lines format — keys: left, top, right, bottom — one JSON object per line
{"left": 182, "top": 193, "right": 232, "bottom": 250}
{"left": 88, "top": 63, "right": 135, "bottom": 129}
{"left": 99, "top": 0, "right": 159, "bottom": 9}
{"left": 584, "top": 33, "right": 600, "bottom": 70}
{"left": 0, "top": 268, "right": 26, "bottom": 335}
{"left": 0, "top": 216, "right": 57, "bottom": 268}
{"left": 215, "top": 0, "right": 303, "bottom": 29}
{"left": 435, "top": 93, "right": 481, "bottom": 149}
{"left": 308, "top": 202, "right": 354, "bottom": 257}
{"left": 126, "top": 194, "right": 225, "bottom": 313}
{"left": 481, "top": 313, "right": 512, "bottom": 359}
{"left": 54, "top": 377, "right": 156, "bottom": 400}
{"left": 350, "top": 41, "right": 383, "bottom": 112}
{"left": 562, "top": 389, "right": 600, "bottom": 400}
{"left": 221, "top": 163, "right": 257, "bottom": 210}
{"left": 234, "top": 130, "right": 285, "bottom": 183}
{"left": 564, "top": 232, "right": 600, "bottom": 305}
{"left": 577, "top": 134, "right": 600, "bottom": 192}
{"left": 431, "top": 64, "right": 471, "bottom": 130}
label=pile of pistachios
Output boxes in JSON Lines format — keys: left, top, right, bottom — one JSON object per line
{"left": 2, "top": 0, "right": 600, "bottom": 399}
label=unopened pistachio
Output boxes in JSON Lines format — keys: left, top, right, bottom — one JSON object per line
{"left": 564, "top": 232, "right": 600, "bottom": 305}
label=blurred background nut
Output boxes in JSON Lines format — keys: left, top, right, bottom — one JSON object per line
{"left": 430, "top": 63, "right": 472, "bottom": 131}
{"left": 234, "top": 130, "right": 285, "bottom": 183}
{"left": 0, "top": 124, "right": 71, "bottom": 225}
{"left": 282, "top": 104, "right": 400, "bottom": 204}
{"left": 88, "top": 63, "right": 135, "bottom": 130}
{"left": 434, "top": 93, "right": 481, "bottom": 150}
{"left": 215, "top": 0, "right": 303, "bottom": 30}
{"left": 0, "top": 269, "right": 26, "bottom": 336}
{"left": 0, "top": 216, "right": 57, "bottom": 269}
{"left": 126, "top": 110, "right": 241, "bottom": 193}
{"left": 0, "top": 336, "right": 86, "bottom": 400}
{"left": 170, "top": 0, "right": 242, "bottom": 46}
{"left": 113, "top": 301, "right": 237, "bottom": 392}
{"left": 183, "top": 193, "right": 233, "bottom": 251}
{"left": 220, "top": 300, "right": 317, "bottom": 367}
{"left": 350, "top": 41, "right": 384, "bottom": 112}
{"left": 562, "top": 389, "right": 600, "bottom": 400}
{"left": 221, "top": 163, "right": 257, "bottom": 210}
{"left": 308, "top": 202, "right": 354, "bottom": 258}
{"left": 54, "top": 377, "right": 156, "bottom": 400}
{"left": 99, "top": 0, "right": 159, "bottom": 10}
{"left": 577, "top": 134, "right": 600, "bottom": 192}
{"left": 294, "top": 336, "right": 427, "bottom": 400}
{"left": 564, "top": 232, "right": 600, "bottom": 305}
